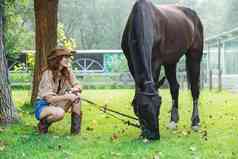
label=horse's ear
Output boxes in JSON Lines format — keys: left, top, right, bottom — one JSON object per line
{"left": 156, "top": 76, "right": 166, "bottom": 88}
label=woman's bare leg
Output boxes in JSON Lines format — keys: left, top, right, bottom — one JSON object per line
{"left": 40, "top": 106, "right": 65, "bottom": 123}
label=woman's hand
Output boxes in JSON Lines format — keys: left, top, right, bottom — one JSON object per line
{"left": 70, "top": 85, "right": 82, "bottom": 93}
{"left": 64, "top": 93, "right": 79, "bottom": 102}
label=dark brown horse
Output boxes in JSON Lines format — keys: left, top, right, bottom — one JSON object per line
{"left": 121, "top": 0, "right": 203, "bottom": 140}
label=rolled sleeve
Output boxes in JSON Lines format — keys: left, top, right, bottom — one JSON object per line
{"left": 38, "top": 70, "right": 56, "bottom": 98}
{"left": 69, "top": 70, "right": 79, "bottom": 87}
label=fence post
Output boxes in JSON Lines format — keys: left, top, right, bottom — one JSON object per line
{"left": 218, "top": 39, "right": 222, "bottom": 92}
{"left": 209, "top": 70, "right": 213, "bottom": 90}
{"left": 200, "top": 63, "right": 204, "bottom": 89}
{"left": 207, "top": 44, "right": 212, "bottom": 90}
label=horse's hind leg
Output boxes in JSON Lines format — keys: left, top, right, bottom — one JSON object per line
{"left": 186, "top": 54, "right": 202, "bottom": 131}
{"left": 164, "top": 64, "right": 180, "bottom": 129}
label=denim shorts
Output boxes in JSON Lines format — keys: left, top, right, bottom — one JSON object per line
{"left": 34, "top": 99, "right": 49, "bottom": 120}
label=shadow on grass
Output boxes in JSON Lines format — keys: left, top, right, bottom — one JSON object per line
{"left": 17, "top": 102, "right": 34, "bottom": 115}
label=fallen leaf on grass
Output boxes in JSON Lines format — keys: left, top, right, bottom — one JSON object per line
{"left": 189, "top": 146, "right": 197, "bottom": 152}
{"left": 62, "top": 150, "right": 73, "bottom": 157}
{"left": 20, "top": 135, "right": 30, "bottom": 144}
{"left": 58, "top": 144, "right": 62, "bottom": 150}
{"left": 91, "top": 120, "right": 97, "bottom": 127}
{"left": 0, "top": 127, "right": 5, "bottom": 132}
{"left": 201, "top": 130, "right": 208, "bottom": 140}
{"left": 0, "top": 140, "right": 6, "bottom": 151}
{"left": 53, "top": 135, "right": 59, "bottom": 139}
{"left": 0, "top": 145, "right": 5, "bottom": 151}
{"left": 172, "top": 130, "right": 178, "bottom": 134}
{"left": 153, "top": 154, "right": 160, "bottom": 159}
{"left": 66, "top": 136, "right": 71, "bottom": 140}
{"left": 110, "top": 151, "right": 121, "bottom": 157}
{"left": 120, "top": 128, "right": 126, "bottom": 134}
{"left": 211, "top": 122, "right": 215, "bottom": 126}
{"left": 202, "top": 130, "right": 208, "bottom": 137}
{"left": 86, "top": 126, "right": 94, "bottom": 131}
{"left": 111, "top": 133, "right": 119, "bottom": 141}
{"left": 182, "top": 131, "right": 188, "bottom": 136}
{"left": 104, "top": 115, "right": 110, "bottom": 119}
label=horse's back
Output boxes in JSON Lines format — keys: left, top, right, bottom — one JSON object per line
{"left": 121, "top": 1, "right": 203, "bottom": 64}
{"left": 153, "top": 5, "right": 203, "bottom": 63}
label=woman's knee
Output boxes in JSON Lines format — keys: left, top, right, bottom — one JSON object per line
{"left": 52, "top": 108, "right": 65, "bottom": 121}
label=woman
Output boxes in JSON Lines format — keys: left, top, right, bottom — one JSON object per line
{"left": 35, "top": 48, "right": 82, "bottom": 134}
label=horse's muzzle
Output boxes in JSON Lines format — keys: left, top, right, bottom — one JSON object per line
{"left": 133, "top": 93, "right": 161, "bottom": 140}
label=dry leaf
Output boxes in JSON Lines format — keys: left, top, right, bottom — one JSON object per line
{"left": 189, "top": 146, "right": 196, "bottom": 152}
{"left": 182, "top": 131, "right": 188, "bottom": 136}
{"left": 0, "top": 127, "right": 4, "bottom": 132}
{"left": 0, "top": 145, "right": 5, "bottom": 151}
{"left": 91, "top": 120, "right": 97, "bottom": 128}
{"left": 110, "top": 152, "right": 121, "bottom": 156}
{"left": 111, "top": 133, "right": 119, "bottom": 141}
{"left": 86, "top": 126, "right": 94, "bottom": 131}
{"left": 154, "top": 154, "right": 160, "bottom": 159}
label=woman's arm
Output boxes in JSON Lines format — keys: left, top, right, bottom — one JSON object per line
{"left": 45, "top": 93, "right": 79, "bottom": 104}
{"left": 71, "top": 84, "right": 82, "bottom": 93}
{"left": 69, "top": 69, "right": 82, "bottom": 93}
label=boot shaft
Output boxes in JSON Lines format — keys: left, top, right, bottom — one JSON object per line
{"left": 71, "top": 111, "right": 82, "bottom": 134}
{"left": 38, "top": 117, "right": 51, "bottom": 134}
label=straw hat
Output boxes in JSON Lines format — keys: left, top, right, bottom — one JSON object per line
{"left": 47, "top": 48, "right": 73, "bottom": 60}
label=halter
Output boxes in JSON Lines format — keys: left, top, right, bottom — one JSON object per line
{"left": 136, "top": 80, "right": 158, "bottom": 96}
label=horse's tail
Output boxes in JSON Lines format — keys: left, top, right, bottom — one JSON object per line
{"left": 179, "top": 6, "right": 204, "bottom": 47}
{"left": 186, "top": 56, "right": 191, "bottom": 88}
{"left": 185, "top": 24, "right": 204, "bottom": 88}
{"left": 182, "top": 7, "right": 204, "bottom": 88}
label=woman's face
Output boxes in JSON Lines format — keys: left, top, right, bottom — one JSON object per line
{"left": 59, "top": 55, "right": 71, "bottom": 68}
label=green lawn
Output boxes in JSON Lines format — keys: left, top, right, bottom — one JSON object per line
{"left": 0, "top": 89, "right": 238, "bottom": 159}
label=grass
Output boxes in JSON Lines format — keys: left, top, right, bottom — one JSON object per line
{"left": 0, "top": 89, "right": 238, "bottom": 159}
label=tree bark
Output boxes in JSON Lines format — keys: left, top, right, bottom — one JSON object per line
{"left": 31, "top": 0, "right": 58, "bottom": 103}
{"left": 0, "top": 0, "right": 19, "bottom": 124}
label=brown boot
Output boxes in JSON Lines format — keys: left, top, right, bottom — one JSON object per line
{"left": 38, "top": 117, "right": 51, "bottom": 134}
{"left": 71, "top": 111, "right": 83, "bottom": 134}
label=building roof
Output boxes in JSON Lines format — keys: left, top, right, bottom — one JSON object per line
{"left": 22, "top": 49, "right": 123, "bottom": 54}
{"left": 206, "top": 27, "right": 238, "bottom": 45}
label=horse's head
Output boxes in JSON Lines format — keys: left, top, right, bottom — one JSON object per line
{"left": 133, "top": 81, "right": 162, "bottom": 140}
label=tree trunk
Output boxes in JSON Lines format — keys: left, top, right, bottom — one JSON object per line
{"left": 31, "top": 0, "right": 58, "bottom": 103}
{"left": 0, "top": 0, "right": 19, "bottom": 124}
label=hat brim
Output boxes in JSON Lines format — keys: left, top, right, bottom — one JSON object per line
{"left": 48, "top": 51, "right": 73, "bottom": 60}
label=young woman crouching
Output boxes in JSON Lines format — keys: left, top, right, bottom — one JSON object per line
{"left": 34, "top": 48, "right": 82, "bottom": 134}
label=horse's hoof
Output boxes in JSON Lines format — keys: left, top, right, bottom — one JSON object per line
{"left": 167, "top": 121, "right": 177, "bottom": 130}
{"left": 191, "top": 125, "right": 200, "bottom": 131}
{"left": 142, "top": 138, "right": 151, "bottom": 144}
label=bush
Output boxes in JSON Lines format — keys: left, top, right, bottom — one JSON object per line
{"left": 9, "top": 72, "right": 32, "bottom": 83}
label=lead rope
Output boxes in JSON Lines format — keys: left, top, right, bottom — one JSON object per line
{"left": 80, "top": 97, "right": 140, "bottom": 129}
